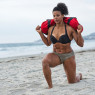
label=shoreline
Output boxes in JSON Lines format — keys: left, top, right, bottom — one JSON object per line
{"left": 0, "top": 49, "right": 95, "bottom": 60}
{"left": 0, "top": 50, "right": 95, "bottom": 95}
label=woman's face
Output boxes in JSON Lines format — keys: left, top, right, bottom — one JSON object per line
{"left": 53, "top": 11, "right": 64, "bottom": 24}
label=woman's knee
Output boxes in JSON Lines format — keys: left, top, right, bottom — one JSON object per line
{"left": 68, "top": 73, "right": 82, "bottom": 83}
{"left": 42, "top": 54, "right": 52, "bottom": 68}
{"left": 68, "top": 80, "right": 76, "bottom": 84}
{"left": 67, "top": 77, "right": 76, "bottom": 83}
{"left": 66, "top": 73, "right": 76, "bottom": 83}
{"left": 42, "top": 58, "right": 49, "bottom": 67}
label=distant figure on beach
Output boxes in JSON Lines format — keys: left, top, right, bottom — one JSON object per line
{"left": 36, "top": 2, "right": 84, "bottom": 88}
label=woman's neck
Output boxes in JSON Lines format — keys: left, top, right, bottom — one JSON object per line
{"left": 55, "top": 22, "right": 65, "bottom": 28}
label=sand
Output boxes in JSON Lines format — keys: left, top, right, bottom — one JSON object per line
{"left": 0, "top": 50, "right": 95, "bottom": 95}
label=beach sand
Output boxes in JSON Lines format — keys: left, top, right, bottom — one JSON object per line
{"left": 0, "top": 50, "right": 95, "bottom": 95}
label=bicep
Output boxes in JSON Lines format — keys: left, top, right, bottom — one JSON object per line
{"left": 47, "top": 28, "right": 52, "bottom": 45}
{"left": 72, "top": 30, "right": 78, "bottom": 42}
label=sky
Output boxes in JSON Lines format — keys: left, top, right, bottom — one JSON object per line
{"left": 0, "top": 0, "right": 95, "bottom": 43}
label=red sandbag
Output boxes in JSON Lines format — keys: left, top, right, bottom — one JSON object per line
{"left": 41, "top": 17, "right": 83, "bottom": 35}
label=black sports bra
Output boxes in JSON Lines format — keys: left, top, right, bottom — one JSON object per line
{"left": 50, "top": 24, "right": 71, "bottom": 44}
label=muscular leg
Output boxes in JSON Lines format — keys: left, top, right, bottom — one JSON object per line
{"left": 42, "top": 53, "right": 61, "bottom": 88}
{"left": 63, "top": 56, "right": 82, "bottom": 83}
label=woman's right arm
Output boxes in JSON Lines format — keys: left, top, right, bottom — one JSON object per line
{"left": 36, "top": 25, "right": 52, "bottom": 46}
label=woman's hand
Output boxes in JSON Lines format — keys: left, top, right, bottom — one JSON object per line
{"left": 36, "top": 25, "right": 42, "bottom": 34}
{"left": 77, "top": 29, "right": 82, "bottom": 34}
{"left": 77, "top": 25, "right": 83, "bottom": 34}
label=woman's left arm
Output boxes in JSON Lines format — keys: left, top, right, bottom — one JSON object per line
{"left": 72, "top": 28, "right": 84, "bottom": 47}
{"left": 77, "top": 24, "right": 83, "bottom": 32}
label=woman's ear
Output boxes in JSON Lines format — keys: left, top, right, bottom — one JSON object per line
{"left": 62, "top": 14, "right": 64, "bottom": 18}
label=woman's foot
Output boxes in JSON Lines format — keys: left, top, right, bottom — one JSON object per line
{"left": 76, "top": 73, "right": 82, "bottom": 82}
{"left": 79, "top": 73, "right": 82, "bottom": 80}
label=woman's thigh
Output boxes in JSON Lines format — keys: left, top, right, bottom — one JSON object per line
{"left": 63, "top": 56, "right": 76, "bottom": 83}
{"left": 42, "top": 53, "right": 62, "bottom": 67}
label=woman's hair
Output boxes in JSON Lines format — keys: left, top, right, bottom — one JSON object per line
{"left": 53, "top": 3, "right": 68, "bottom": 15}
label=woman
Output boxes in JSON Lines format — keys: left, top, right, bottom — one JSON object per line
{"left": 36, "top": 3, "right": 84, "bottom": 89}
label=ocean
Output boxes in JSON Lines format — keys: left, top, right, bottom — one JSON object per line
{"left": 0, "top": 39, "right": 95, "bottom": 58}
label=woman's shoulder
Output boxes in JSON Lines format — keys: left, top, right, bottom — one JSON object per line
{"left": 66, "top": 24, "right": 76, "bottom": 33}
{"left": 48, "top": 25, "right": 55, "bottom": 32}
{"left": 66, "top": 24, "right": 72, "bottom": 29}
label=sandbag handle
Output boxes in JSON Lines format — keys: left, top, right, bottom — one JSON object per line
{"left": 47, "top": 19, "right": 52, "bottom": 28}
{"left": 67, "top": 17, "right": 74, "bottom": 25}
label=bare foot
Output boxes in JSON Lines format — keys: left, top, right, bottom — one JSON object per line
{"left": 79, "top": 73, "right": 82, "bottom": 80}
{"left": 76, "top": 73, "right": 82, "bottom": 82}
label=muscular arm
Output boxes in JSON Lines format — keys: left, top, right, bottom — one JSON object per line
{"left": 78, "top": 24, "right": 83, "bottom": 32}
{"left": 39, "top": 32, "right": 51, "bottom": 46}
{"left": 72, "top": 28, "right": 84, "bottom": 47}
{"left": 36, "top": 25, "right": 52, "bottom": 46}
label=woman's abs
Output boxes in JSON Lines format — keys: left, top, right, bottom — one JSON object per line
{"left": 53, "top": 43, "right": 72, "bottom": 53}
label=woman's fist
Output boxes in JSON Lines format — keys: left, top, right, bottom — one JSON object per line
{"left": 36, "top": 25, "right": 42, "bottom": 33}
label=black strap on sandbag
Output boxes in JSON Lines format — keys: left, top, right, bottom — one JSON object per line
{"left": 67, "top": 17, "right": 74, "bottom": 25}
{"left": 47, "top": 19, "right": 51, "bottom": 28}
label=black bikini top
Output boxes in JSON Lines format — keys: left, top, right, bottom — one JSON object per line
{"left": 50, "top": 24, "right": 71, "bottom": 44}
